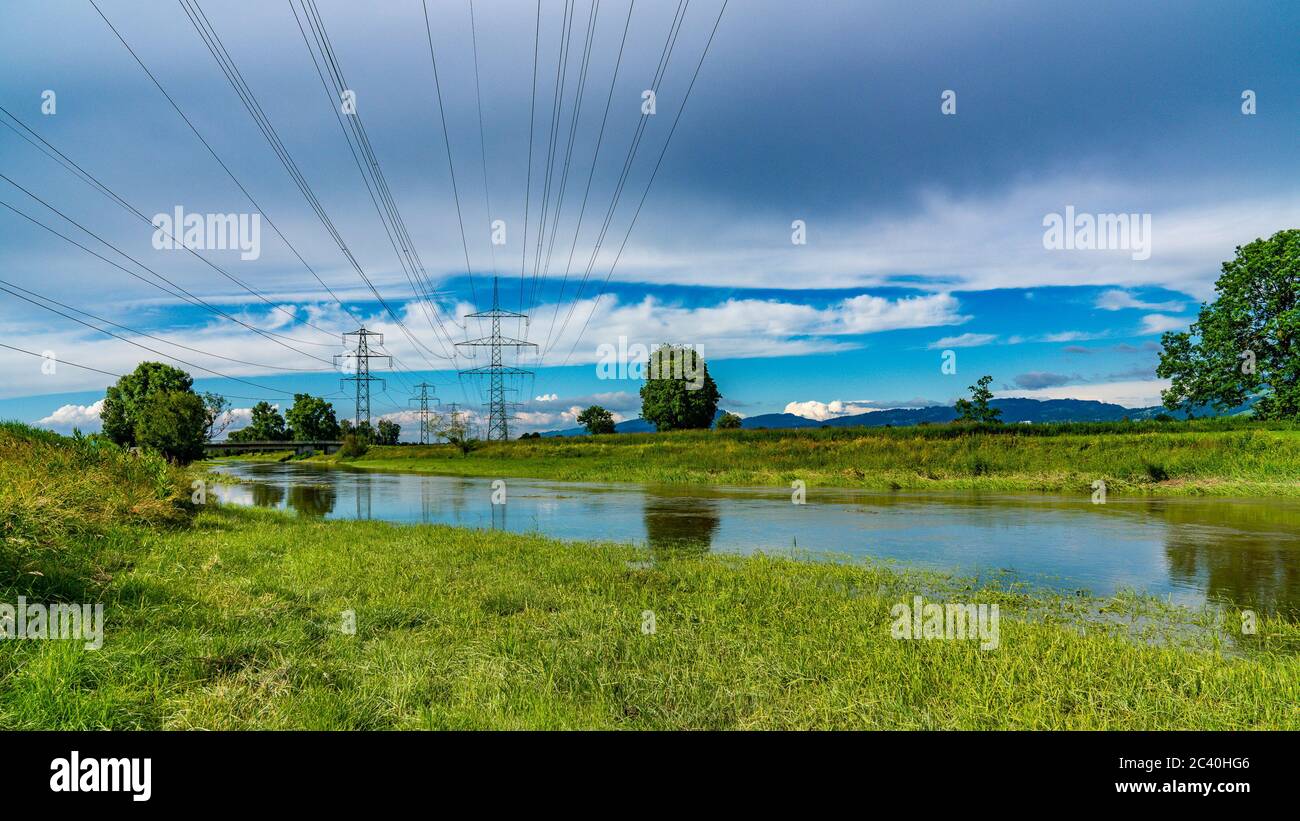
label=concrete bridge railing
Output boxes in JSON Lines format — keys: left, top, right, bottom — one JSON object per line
{"left": 205, "top": 440, "right": 342, "bottom": 457}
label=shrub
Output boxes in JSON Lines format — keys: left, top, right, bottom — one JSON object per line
{"left": 338, "top": 433, "right": 369, "bottom": 459}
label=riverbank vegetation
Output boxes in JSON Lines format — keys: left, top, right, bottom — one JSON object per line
{"left": 321, "top": 417, "right": 1300, "bottom": 497}
{"left": 3, "top": 421, "right": 1299, "bottom": 729}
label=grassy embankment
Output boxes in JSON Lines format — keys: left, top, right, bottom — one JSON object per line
{"left": 3, "top": 421, "right": 1299, "bottom": 729}
{"left": 327, "top": 418, "right": 1300, "bottom": 497}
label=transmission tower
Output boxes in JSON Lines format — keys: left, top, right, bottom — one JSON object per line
{"left": 457, "top": 277, "right": 536, "bottom": 441}
{"left": 335, "top": 327, "right": 390, "bottom": 428}
{"left": 409, "top": 382, "right": 439, "bottom": 444}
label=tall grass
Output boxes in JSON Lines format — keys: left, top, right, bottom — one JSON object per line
{"left": 0, "top": 504, "right": 1295, "bottom": 729}
{"left": 336, "top": 418, "right": 1300, "bottom": 496}
{"left": 0, "top": 422, "right": 190, "bottom": 591}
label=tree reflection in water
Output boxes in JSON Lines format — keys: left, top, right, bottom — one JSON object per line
{"left": 1155, "top": 498, "right": 1300, "bottom": 618}
{"left": 286, "top": 484, "right": 336, "bottom": 518}
{"left": 643, "top": 493, "right": 721, "bottom": 559}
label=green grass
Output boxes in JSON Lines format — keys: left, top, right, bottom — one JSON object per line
{"left": 2, "top": 504, "right": 1297, "bottom": 729}
{"left": 4, "top": 419, "right": 1299, "bottom": 729}
{"left": 325, "top": 418, "right": 1300, "bottom": 497}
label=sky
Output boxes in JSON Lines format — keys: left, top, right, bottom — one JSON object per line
{"left": 1, "top": 0, "right": 1297, "bottom": 437}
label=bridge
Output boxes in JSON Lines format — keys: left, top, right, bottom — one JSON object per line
{"left": 205, "top": 440, "right": 343, "bottom": 457}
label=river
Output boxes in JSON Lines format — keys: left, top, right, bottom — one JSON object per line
{"left": 207, "top": 461, "right": 1300, "bottom": 616}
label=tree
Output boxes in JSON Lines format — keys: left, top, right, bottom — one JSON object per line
{"left": 202, "top": 392, "right": 232, "bottom": 442}
{"left": 639, "top": 345, "right": 721, "bottom": 432}
{"left": 954, "top": 375, "right": 1001, "bottom": 423}
{"left": 229, "top": 401, "right": 288, "bottom": 441}
{"left": 285, "top": 393, "right": 340, "bottom": 441}
{"left": 1158, "top": 229, "right": 1300, "bottom": 419}
{"left": 375, "top": 419, "right": 401, "bottom": 445}
{"left": 434, "top": 411, "right": 477, "bottom": 456}
{"left": 576, "top": 405, "right": 616, "bottom": 435}
{"left": 134, "top": 390, "right": 208, "bottom": 463}
{"left": 716, "top": 411, "right": 743, "bottom": 430}
{"left": 101, "top": 362, "right": 194, "bottom": 447}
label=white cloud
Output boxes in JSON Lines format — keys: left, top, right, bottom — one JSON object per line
{"left": 783, "top": 399, "right": 882, "bottom": 421}
{"left": 1095, "top": 290, "right": 1185, "bottom": 312}
{"left": 36, "top": 399, "right": 105, "bottom": 431}
{"left": 1139, "top": 314, "right": 1190, "bottom": 335}
{"left": 928, "top": 332, "right": 996, "bottom": 349}
{"left": 538, "top": 292, "right": 969, "bottom": 367}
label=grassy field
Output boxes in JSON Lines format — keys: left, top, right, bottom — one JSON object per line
{"left": 328, "top": 418, "right": 1300, "bottom": 497}
{"left": 3, "top": 421, "right": 1299, "bottom": 729}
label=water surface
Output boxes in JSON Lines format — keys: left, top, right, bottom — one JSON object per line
{"left": 209, "top": 461, "right": 1300, "bottom": 616}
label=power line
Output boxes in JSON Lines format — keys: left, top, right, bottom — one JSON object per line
{"left": 539, "top": 0, "right": 636, "bottom": 357}
{"left": 561, "top": 0, "right": 729, "bottom": 366}
{"left": 0, "top": 278, "right": 335, "bottom": 373}
{"left": 286, "top": 0, "right": 463, "bottom": 366}
{"left": 540, "top": 0, "right": 690, "bottom": 360}
{"left": 468, "top": 0, "right": 499, "bottom": 281}
{"left": 0, "top": 105, "right": 340, "bottom": 344}
{"left": 518, "top": 0, "right": 542, "bottom": 313}
{"left": 0, "top": 283, "right": 297, "bottom": 396}
{"left": 0, "top": 186, "right": 339, "bottom": 368}
{"left": 178, "top": 0, "right": 454, "bottom": 377}
{"left": 86, "top": 0, "right": 380, "bottom": 345}
{"left": 421, "top": 0, "right": 481, "bottom": 316}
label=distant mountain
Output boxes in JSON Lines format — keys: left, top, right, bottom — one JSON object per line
{"left": 537, "top": 396, "right": 1253, "bottom": 437}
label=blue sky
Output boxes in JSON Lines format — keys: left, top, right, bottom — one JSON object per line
{"left": 1, "top": 0, "right": 1297, "bottom": 435}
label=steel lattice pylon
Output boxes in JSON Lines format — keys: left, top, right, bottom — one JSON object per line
{"left": 335, "top": 327, "right": 390, "bottom": 428}
{"left": 456, "top": 277, "right": 536, "bottom": 441}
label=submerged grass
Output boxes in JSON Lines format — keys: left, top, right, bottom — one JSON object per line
{"left": 3, "top": 420, "right": 1299, "bottom": 729}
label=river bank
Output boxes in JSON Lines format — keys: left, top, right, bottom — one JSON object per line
{"left": 311, "top": 420, "right": 1300, "bottom": 497}
{"left": 5, "top": 421, "right": 1299, "bottom": 729}
{"left": 4, "top": 503, "right": 1297, "bottom": 729}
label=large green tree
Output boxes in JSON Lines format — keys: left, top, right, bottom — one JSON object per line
{"left": 576, "top": 405, "right": 616, "bottom": 435}
{"left": 285, "top": 393, "right": 340, "bottom": 441}
{"left": 375, "top": 419, "right": 401, "bottom": 446}
{"left": 1158, "top": 229, "right": 1300, "bottom": 419}
{"left": 101, "top": 362, "right": 194, "bottom": 447}
{"left": 229, "top": 401, "right": 288, "bottom": 442}
{"left": 134, "top": 390, "right": 208, "bottom": 463}
{"left": 639, "top": 345, "right": 721, "bottom": 432}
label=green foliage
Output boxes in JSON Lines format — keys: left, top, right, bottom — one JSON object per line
{"left": 133, "top": 390, "right": 208, "bottom": 464}
{"left": 338, "top": 433, "right": 369, "bottom": 459}
{"left": 285, "top": 393, "right": 340, "bottom": 441}
{"left": 100, "top": 362, "right": 194, "bottom": 447}
{"left": 374, "top": 419, "right": 401, "bottom": 446}
{"left": 1158, "top": 229, "right": 1300, "bottom": 419}
{"left": 229, "top": 401, "right": 288, "bottom": 442}
{"left": 576, "top": 405, "right": 616, "bottom": 435}
{"left": 954, "top": 375, "right": 1002, "bottom": 423}
{"left": 716, "top": 411, "right": 743, "bottom": 430}
{"left": 639, "top": 345, "right": 721, "bottom": 431}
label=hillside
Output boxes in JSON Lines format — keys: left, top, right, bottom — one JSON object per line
{"left": 540, "top": 397, "right": 1221, "bottom": 437}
